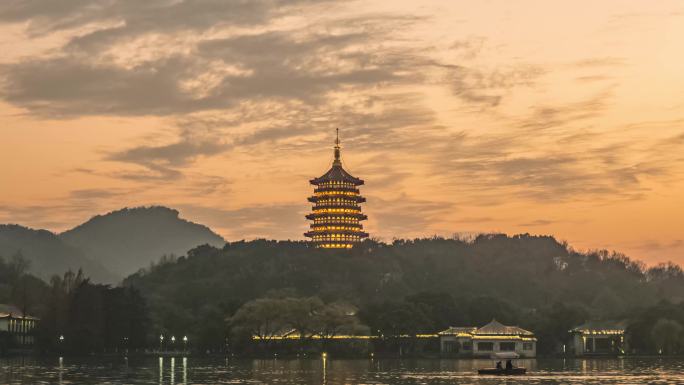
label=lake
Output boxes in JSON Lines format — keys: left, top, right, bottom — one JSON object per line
{"left": 3, "top": 356, "right": 684, "bottom": 384}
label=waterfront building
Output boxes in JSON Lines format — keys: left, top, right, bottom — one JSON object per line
{"left": 0, "top": 304, "right": 39, "bottom": 347}
{"left": 569, "top": 321, "right": 626, "bottom": 356}
{"left": 439, "top": 319, "right": 537, "bottom": 358}
{"left": 305, "top": 129, "right": 368, "bottom": 248}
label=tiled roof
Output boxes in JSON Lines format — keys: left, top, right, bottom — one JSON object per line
{"left": 439, "top": 319, "right": 534, "bottom": 337}
{"left": 0, "top": 304, "right": 39, "bottom": 320}
{"left": 438, "top": 327, "right": 478, "bottom": 336}
{"left": 571, "top": 320, "right": 627, "bottom": 333}
{"left": 310, "top": 164, "right": 364, "bottom": 185}
{"left": 476, "top": 319, "right": 534, "bottom": 336}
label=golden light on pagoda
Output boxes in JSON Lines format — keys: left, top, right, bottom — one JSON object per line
{"left": 305, "top": 129, "right": 368, "bottom": 248}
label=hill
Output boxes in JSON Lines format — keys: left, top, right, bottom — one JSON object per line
{"left": 60, "top": 206, "right": 226, "bottom": 278}
{"left": 123, "top": 235, "right": 684, "bottom": 352}
{"left": 0, "top": 224, "right": 117, "bottom": 283}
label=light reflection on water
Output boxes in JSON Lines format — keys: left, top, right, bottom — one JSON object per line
{"left": 2, "top": 356, "right": 684, "bottom": 384}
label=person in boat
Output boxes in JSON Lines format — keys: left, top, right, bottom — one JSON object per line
{"left": 505, "top": 360, "right": 514, "bottom": 370}
{"left": 496, "top": 361, "right": 502, "bottom": 370}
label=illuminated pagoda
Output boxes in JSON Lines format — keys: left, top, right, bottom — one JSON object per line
{"left": 305, "top": 129, "right": 368, "bottom": 248}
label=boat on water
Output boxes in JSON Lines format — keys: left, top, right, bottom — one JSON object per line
{"left": 478, "top": 352, "right": 527, "bottom": 376}
{"left": 477, "top": 367, "right": 527, "bottom": 375}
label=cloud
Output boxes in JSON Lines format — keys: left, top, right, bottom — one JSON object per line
{"left": 68, "top": 188, "right": 131, "bottom": 200}
{"left": 449, "top": 64, "right": 544, "bottom": 108}
{"left": 634, "top": 239, "right": 684, "bottom": 252}
{"left": 1, "top": 56, "right": 208, "bottom": 117}
{"left": 0, "top": 187, "right": 131, "bottom": 230}
{"left": 178, "top": 203, "right": 307, "bottom": 240}
{"left": 424, "top": 104, "right": 678, "bottom": 205}
{"left": 0, "top": 0, "right": 329, "bottom": 37}
{"left": 515, "top": 90, "right": 613, "bottom": 132}
{"left": 572, "top": 57, "right": 626, "bottom": 68}
{"left": 519, "top": 219, "right": 555, "bottom": 227}
{"left": 104, "top": 130, "right": 230, "bottom": 180}
{"left": 0, "top": 9, "right": 422, "bottom": 117}
{"left": 367, "top": 194, "right": 455, "bottom": 237}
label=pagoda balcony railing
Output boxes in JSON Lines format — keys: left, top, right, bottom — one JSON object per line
{"left": 312, "top": 204, "right": 361, "bottom": 210}
{"left": 306, "top": 212, "right": 367, "bottom": 220}
{"left": 311, "top": 201, "right": 361, "bottom": 207}
{"left": 305, "top": 230, "right": 369, "bottom": 238}
{"left": 308, "top": 237, "right": 368, "bottom": 245}
{"left": 314, "top": 186, "right": 359, "bottom": 194}
{"left": 308, "top": 195, "right": 366, "bottom": 203}
{"left": 310, "top": 223, "right": 363, "bottom": 229}
{"left": 309, "top": 239, "right": 365, "bottom": 244}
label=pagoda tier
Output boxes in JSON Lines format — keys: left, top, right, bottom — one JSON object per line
{"left": 306, "top": 212, "right": 367, "bottom": 220}
{"left": 305, "top": 129, "right": 369, "bottom": 249}
{"left": 307, "top": 195, "right": 366, "bottom": 203}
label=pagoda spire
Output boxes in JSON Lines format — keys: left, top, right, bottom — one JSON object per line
{"left": 333, "top": 128, "right": 341, "bottom": 166}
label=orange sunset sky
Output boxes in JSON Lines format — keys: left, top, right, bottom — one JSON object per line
{"left": 0, "top": 1, "right": 683, "bottom": 265}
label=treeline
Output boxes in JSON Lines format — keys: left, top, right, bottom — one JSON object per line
{"left": 5, "top": 234, "right": 684, "bottom": 356}
{"left": 123, "top": 235, "right": 684, "bottom": 355}
{"left": 36, "top": 270, "right": 149, "bottom": 354}
{"left": 1, "top": 254, "right": 150, "bottom": 355}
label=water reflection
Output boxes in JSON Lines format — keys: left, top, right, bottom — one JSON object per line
{"left": 3, "top": 356, "right": 684, "bottom": 384}
{"left": 58, "top": 356, "right": 63, "bottom": 385}
{"left": 170, "top": 357, "right": 175, "bottom": 385}
{"left": 322, "top": 353, "right": 327, "bottom": 384}
{"left": 158, "top": 356, "right": 163, "bottom": 385}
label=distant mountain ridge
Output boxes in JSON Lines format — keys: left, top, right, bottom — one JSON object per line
{"left": 0, "top": 206, "right": 226, "bottom": 283}
{"left": 60, "top": 206, "right": 226, "bottom": 278}
{"left": 0, "top": 224, "right": 117, "bottom": 283}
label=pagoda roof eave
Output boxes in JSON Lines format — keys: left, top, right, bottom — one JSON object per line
{"left": 310, "top": 165, "right": 364, "bottom": 185}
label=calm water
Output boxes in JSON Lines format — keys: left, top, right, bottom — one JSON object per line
{"left": 3, "top": 356, "right": 684, "bottom": 384}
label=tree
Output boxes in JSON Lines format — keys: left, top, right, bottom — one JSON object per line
{"left": 316, "top": 302, "right": 365, "bottom": 340}
{"left": 651, "top": 318, "right": 684, "bottom": 354}
{"left": 282, "top": 297, "right": 324, "bottom": 347}
{"left": 229, "top": 298, "right": 289, "bottom": 345}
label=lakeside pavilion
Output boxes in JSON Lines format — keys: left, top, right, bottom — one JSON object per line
{"left": 439, "top": 319, "right": 537, "bottom": 358}
{"left": 0, "top": 304, "right": 39, "bottom": 347}
{"left": 305, "top": 129, "right": 368, "bottom": 248}
{"left": 569, "top": 320, "right": 626, "bottom": 356}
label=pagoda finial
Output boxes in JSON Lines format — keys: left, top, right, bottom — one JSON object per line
{"left": 333, "top": 128, "right": 341, "bottom": 166}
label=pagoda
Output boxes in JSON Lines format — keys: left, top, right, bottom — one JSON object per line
{"left": 305, "top": 129, "right": 368, "bottom": 248}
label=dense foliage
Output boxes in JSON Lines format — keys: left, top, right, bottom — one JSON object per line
{"left": 4, "top": 233, "right": 684, "bottom": 355}
{"left": 1, "top": 254, "right": 149, "bottom": 355}
{"left": 35, "top": 270, "right": 149, "bottom": 354}
{"left": 124, "top": 235, "right": 684, "bottom": 354}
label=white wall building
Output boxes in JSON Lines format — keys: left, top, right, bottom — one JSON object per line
{"left": 439, "top": 319, "right": 537, "bottom": 358}
{"left": 570, "top": 321, "right": 625, "bottom": 356}
{"left": 0, "top": 304, "right": 39, "bottom": 347}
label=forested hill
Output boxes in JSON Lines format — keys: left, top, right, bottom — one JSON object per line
{"left": 124, "top": 235, "right": 684, "bottom": 351}
{"left": 60, "top": 206, "right": 226, "bottom": 278}
{"left": 0, "top": 224, "right": 117, "bottom": 283}
{"left": 0, "top": 206, "right": 226, "bottom": 283}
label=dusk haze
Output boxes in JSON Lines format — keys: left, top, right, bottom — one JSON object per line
{"left": 1, "top": 1, "right": 684, "bottom": 384}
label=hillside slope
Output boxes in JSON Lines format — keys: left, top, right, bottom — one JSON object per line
{"left": 0, "top": 224, "right": 117, "bottom": 283}
{"left": 60, "top": 206, "right": 226, "bottom": 277}
{"left": 123, "top": 235, "right": 684, "bottom": 350}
